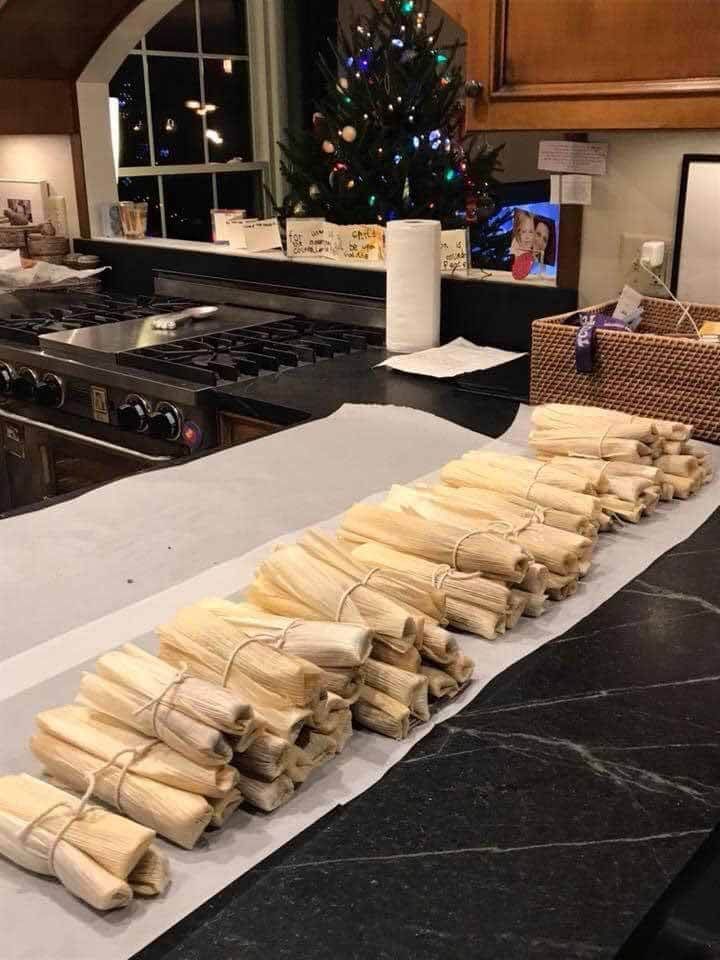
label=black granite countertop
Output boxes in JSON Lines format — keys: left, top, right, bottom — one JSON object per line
{"left": 127, "top": 350, "right": 720, "bottom": 960}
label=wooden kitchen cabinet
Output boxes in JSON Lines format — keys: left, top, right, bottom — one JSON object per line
{"left": 436, "top": 0, "right": 720, "bottom": 130}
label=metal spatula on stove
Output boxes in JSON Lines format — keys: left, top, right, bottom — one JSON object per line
{"left": 151, "top": 304, "right": 219, "bottom": 331}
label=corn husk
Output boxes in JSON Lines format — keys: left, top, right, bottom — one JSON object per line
{"left": 295, "top": 728, "right": 337, "bottom": 769}
{"left": 441, "top": 458, "right": 601, "bottom": 519}
{"left": 158, "top": 638, "right": 311, "bottom": 744}
{"left": 604, "top": 461, "right": 665, "bottom": 483}
{"left": 665, "top": 472, "right": 701, "bottom": 499}
{"left": 76, "top": 672, "right": 233, "bottom": 768}
{"left": 530, "top": 403, "right": 658, "bottom": 441}
{"left": 234, "top": 772, "right": 294, "bottom": 812}
{"left": 0, "top": 805, "right": 133, "bottom": 911}
{"left": 317, "top": 666, "right": 362, "bottom": 701}
{"left": 421, "top": 664, "right": 459, "bottom": 699}
{"left": 198, "top": 599, "right": 372, "bottom": 668}
{"left": 542, "top": 456, "right": 610, "bottom": 493}
{"left": 684, "top": 440, "right": 708, "bottom": 461}
{"left": 420, "top": 621, "right": 462, "bottom": 662}
{"left": 362, "top": 658, "right": 429, "bottom": 721}
{"left": 234, "top": 732, "right": 293, "bottom": 782}
{"left": 36, "top": 705, "right": 238, "bottom": 798}
{"left": 31, "top": 732, "right": 213, "bottom": 849}
{"left": 529, "top": 429, "right": 651, "bottom": 463}
{"left": 350, "top": 540, "right": 512, "bottom": 617}
{"left": 327, "top": 710, "right": 353, "bottom": 752}
{"left": 250, "top": 543, "right": 419, "bottom": 652}
{"left": 546, "top": 571, "right": 578, "bottom": 600}
{"left": 209, "top": 789, "right": 245, "bottom": 827}
{"left": 353, "top": 685, "right": 410, "bottom": 740}
{"left": 639, "top": 490, "right": 660, "bottom": 515}
{"left": 463, "top": 451, "right": 597, "bottom": 493}
{"left": 128, "top": 844, "right": 170, "bottom": 896}
{"left": 159, "top": 608, "right": 323, "bottom": 708}
{"left": 341, "top": 503, "right": 530, "bottom": 581}
{"left": 516, "top": 590, "right": 547, "bottom": 618}
{"left": 446, "top": 654, "right": 474, "bottom": 685}
{"left": 372, "top": 640, "right": 422, "bottom": 672}
{"left": 445, "top": 596, "right": 504, "bottom": 640}
{"left": 598, "top": 494, "right": 644, "bottom": 523}
{"left": 654, "top": 455, "right": 699, "bottom": 477}
{"left": 0, "top": 773, "right": 154, "bottom": 880}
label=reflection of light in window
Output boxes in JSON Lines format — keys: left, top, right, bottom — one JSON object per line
{"left": 223, "top": 59, "right": 233, "bottom": 74}
{"left": 164, "top": 118, "right": 176, "bottom": 132}
{"left": 185, "top": 99, "right": 201, "bottom": 109}
{"left": 206, "top": 129, "right": 224, "bottom": 144}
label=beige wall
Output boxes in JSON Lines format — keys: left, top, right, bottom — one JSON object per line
{"left": 0, "top": 135, "right": 80, "bottom": 238}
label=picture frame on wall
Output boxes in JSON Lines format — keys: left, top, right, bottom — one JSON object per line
{"left": 0, "top": 179, "right": 49, "bottom": 227}
{"left": 671, "top": 154, "right": 720, "bottom": 302}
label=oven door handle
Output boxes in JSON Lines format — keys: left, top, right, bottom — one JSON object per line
{"left": 0, "top": 410, "right": 175, "bottom": 464}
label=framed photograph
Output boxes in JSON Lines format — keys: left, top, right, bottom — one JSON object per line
{"left": 0, "top": 179, "right": 49, "bottom": 226}
{"left": 671, "top": 155, "right": 720, "bottom": 302}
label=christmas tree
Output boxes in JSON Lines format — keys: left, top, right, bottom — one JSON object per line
{"left": 277, "top": 0, "right": 503, "bottom": 237}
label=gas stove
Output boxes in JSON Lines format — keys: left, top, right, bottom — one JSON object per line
{"left": 0, "top": 274, "right": 386, "bottom": 513}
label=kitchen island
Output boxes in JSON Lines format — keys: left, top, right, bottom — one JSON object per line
{"left": 1, "top": 356, "right": 719, "bottom": 960}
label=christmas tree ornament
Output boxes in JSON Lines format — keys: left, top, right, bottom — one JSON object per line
{"left": 309, "top": 185, "right": 321, "bottom": 199}
{"left": 292, "top": 201, "right": 308, "bottom": 216}
{"left": 338, "top": 78, "right": 349, "bottom": 90}
{"left": 322, "top": 140, "right": 336, "bottom": 154}
{"left": 341, "top": 125, "right": 357, "bottom": 143}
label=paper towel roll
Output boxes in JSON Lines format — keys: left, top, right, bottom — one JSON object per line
{"left": 385, "top": 219, "right": 441, "bottom": 353}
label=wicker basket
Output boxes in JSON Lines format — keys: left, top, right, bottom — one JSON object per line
{"left": 531, "top": 295, "right": 720, "bottom": 443}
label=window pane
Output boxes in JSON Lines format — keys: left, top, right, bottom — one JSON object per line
{"left": 200, "top": 0, "right": 247, "bottom": 54}
{"left": 148, "top": 56, "right": 205, "bottom": 165}
{"left": 216, "top": 171, "right": 262, "bottom": 216}
{"left": 146, "top": 0, "right": 198, "bottom": 52}
{"left": 203, "top": 57, "right": 252, "bottom": 163}
{"left": 110, "top": 56, "right": 150, "bottom": 167}
{"left": 118, "top": 177, "right": 162, "bottom": 237}
{"left": 163, "top": 174, "right": 213, "bottom": 241}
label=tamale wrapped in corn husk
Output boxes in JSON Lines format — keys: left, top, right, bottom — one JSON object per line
{"left": 76, "top": 672, "right": 233, "bottom": 768}
{"left": 530, "top": 404, "right": 659, "bottom": 441}
{"left": 684, "top": 440, "right": 708, "bottom": 462}
{"left": 598, "top": 511, "right": 615, "bottom": 531}
{"left": 159, "top": 608, "right": 324, "bottom": 708}
{"left": 158, "top": 639, "right": 311, "bottom": 743}
{"left": 327, "top": 710, "right": 353, "bottom": 752}
{"left": 604, "top": 461, "right": 665, "bottom": 483}
{"left": 0, "top": 805, "right": 133, "bottom": 911}
{"left": 31, "top": 732, "right": 213, "bottom": 849}
{"left": 506, "top": 589, "right": 528, "bottom": 628}
{"left": 543, "top": 456, "right": 610, "bottom": 493}
{"left": 341, "top": 503, "right": 530, "bottom": 580}
{"left": 654, "top": 455, "right": 699, "bottom": 477}
{"left": 441, "top": 459, "right": 601, "bottom": 520}
{"left": 198, "top": 599, "right": 372, "bottom": 668}
{"left": 528, "top": 430, "right": 651, "bottom": 463}
{"left": 0, "top": 774, "right": 154, "bottom": 879}
{"left": 128, "top": 844, "right": 170, "bottom": 896}
{"left": 372, "top": 639, "right": 422, "bottom": 672}
{"left": 362, "top": 658, "right": 430, "bottom": 721}
{"left": 317, "top": 665, "right": 362, "bottom": 701}
{"left": 446, "top": 654, "right": 475, "bottom": 685}
{"left": 209, "top": 789, "right": 245, "bottom": 827}
{"left": 546, "top": 571, "right": 578, "bottom": 600}
{"left": 250, "top": 543, "right": 420, "bottom": 652}
{"left": 463, "top": 451, "right": 597, "bottom": 493}
{"left": 515, "top": 590, "right": 547, "bottom": 618}
{"left": 665, "top": 472, "right": 701, "bottom": 499}
{"left": 598, "top": 494, "right": 644, "bottom": 522}
{"left": 234, "top": 732, "right": 293, "bottom": 782}
{"left": 353, "top": 685, "right": 410, "bottom": 740}
{"left": 234, "top": 772, "right": 294, "bottom": 812}
{"left": 36, "top": 705, "right": 238, "bottom": 797}
{"left": 444, "top": 596, "right": 504, "bottom": 639}
{"left": 419, "top": 621, "right": 461, "bottom": 662}
{"left": 518, "top": 562, "right": 550, "bottom": 595}
{"left": 421, "top": 664, "right": 459, "bottom": 699}
{"left": 295, "top": 727, "right": 337, "bottom": 766}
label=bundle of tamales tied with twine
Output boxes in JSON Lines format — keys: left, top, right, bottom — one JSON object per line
{"left": 156, "top": 602, "right": 368, "bottom": 808}
{"left": 0, "top": 773, "right": 168, "bottom": 910}
{"left": 31, "top": 644, "right": 257, "bottom": 845}
{"left": 245, "top": 530, "right": 477, "bottom": 739}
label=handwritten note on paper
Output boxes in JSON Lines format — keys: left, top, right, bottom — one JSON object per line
{"left": 440, "top": 229, "right": 469, "bottom": 274}
{"left": 538, "top": 141, "right": 608, "bottom": 176}
{"left": 241, "top": 218, "right": 283, "bottom": 252}
{"left": 338, "top": 224, "right": 385, "bottom": 262}
{"left": 286, "top": 218, "right": 330, "bottom": 258}
{"left": 550, "top": 174, "right": 593, "bottom": 205}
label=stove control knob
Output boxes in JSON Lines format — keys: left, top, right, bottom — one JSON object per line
{"left": 0, "top": 362, "right": 14, "bottom": 395}
{"left": 13, "top": 367, "right": 38, "bottom": 401}
{"left": 35, "top": 374, "right": 64, "bottom": 408}
{"left": 148, "top": 402, "right": 181, "bottom": 441}
{"left": 117, "top": 395, "right": 149, "bottom": 432}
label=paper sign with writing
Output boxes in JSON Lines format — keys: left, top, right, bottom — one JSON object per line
{"left": 335, "top": 223, "right": 385, "bottom": 262}
{"left": 241, "top": 218, "right": 283, "bottom": 252}
{"left": 538, "top": 141, "right": 608, "bottom": 176}
{"left": 286, "top": 218, "right": 330, "bottom": 258}
{"left": 440, "top": 229, "right": 469, "bottom": 274}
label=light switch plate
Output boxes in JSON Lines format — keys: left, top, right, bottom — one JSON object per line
{"left": 619, "top": 233, "right": 672, "bottom": 296}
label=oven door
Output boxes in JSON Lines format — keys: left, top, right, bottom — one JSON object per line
{"left": 0, "top": 409, "right": 175, "bottom": 515}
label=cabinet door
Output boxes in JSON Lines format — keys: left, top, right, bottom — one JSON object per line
{"left": 436, "top": 0, "right": 720, "bottom": 130}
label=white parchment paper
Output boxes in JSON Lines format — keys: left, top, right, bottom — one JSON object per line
{"left": 1, "top": 404, "right": 718, "bottom": 960}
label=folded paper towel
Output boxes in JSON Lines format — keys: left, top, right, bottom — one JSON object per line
{"left": 378, "top": 338, "right": 527, "bottom": 378}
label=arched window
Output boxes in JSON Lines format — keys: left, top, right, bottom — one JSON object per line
{"left": 107, "top": 0, "right": 280, "bottom": 242}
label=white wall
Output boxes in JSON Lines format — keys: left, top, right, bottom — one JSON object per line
{"left": 0, "top": 135, "right": 80, "bottom": 237}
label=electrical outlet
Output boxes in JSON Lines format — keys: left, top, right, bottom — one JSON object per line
{"left": 619, "top": 233, "right": 672, "bottom": 295}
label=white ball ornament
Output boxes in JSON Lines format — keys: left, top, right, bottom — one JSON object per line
{"left": 321, "top": 140, "right": 336, "bottom": 154}
{"left": 341, "top": 125, "right": 357, "bottom": 143}
{"left": 338, "top": 77, "right": 349, "bottom": 90}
